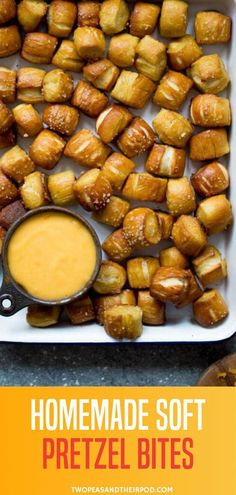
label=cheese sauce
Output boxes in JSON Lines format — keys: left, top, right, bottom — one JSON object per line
{"left": 7, "top": 212, "right": 97, "bottom": 301}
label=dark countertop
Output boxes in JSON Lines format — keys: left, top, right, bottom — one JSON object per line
{"left": 0, "top": 334, "right": 236, "bottom": 386}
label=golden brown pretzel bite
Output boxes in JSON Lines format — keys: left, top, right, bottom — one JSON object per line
{"left": 100, "top": 0, "right": 129, "bottom": 35}
{"left": 160, "top": 0, "right": 188, "bottom": 38}
{"left": 17, "top": 0, "right": 48, "bottom": 32}
{"left": 29, "top": 129, "right": 65, "bottom": 170}
{"left": 195, "top": 11, "right": 231, "bottom": 45}
{"left": 71, "top": 80, "right": 108, "bottom": 118}
{"left": 193, "top": 289, "right": 228, "bottom": 327}
{"left": 21, "top": 32, "right": 57, "bottom": 64}
{"left": 64, "top": 129, "right": 111, "bottom": 168}
{"left": 137, "top": 290, "right": 165, "bottom": 325}
{"left": 52, "top": 40, "right": 84, "bottom": 72}
{"left": 130, "top": 2, "right": 160, "bottom": 37}
{"left": 73, "top": 169, "right": 112, "bottom": 212}
{"left": 167, "top": 35, "right": 202, "bottom": 71}
{"left": 117, "top": 117, "right": 155, "bottom": 157}
{"left": 48, "top": 0, "right": 77, "bottom": 37}
{"left": 77, "top": 1, "right": 100, "bottom": 27}
{"left": 146, "top": 144, "right": 186, "bottom": 178}
{"left": 172, "top": 215, "right": 207, "bottom": 257}
{"left": 196, "top": 195, "right": 232, "bottom": 235}
{"left": 17, "top": 67, "right": 46, "bottom": 103}
{"left": 108, "top": 33, "right": 139, "bottom": 68}
{"left": 187, "top": 54, "right": 230, "bottom": 94}
{"left": 0, "top": 26, "right": 21, "bottom": 58}
{"left": 104, "top": 305, "right": 143, "bottom": 340}
{"left": 191, "top": 162, "right": 229, "bottom": 198}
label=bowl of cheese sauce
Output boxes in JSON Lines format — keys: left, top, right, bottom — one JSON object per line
{"left": 3, "top": 207, "right": 101, "bottom": 305}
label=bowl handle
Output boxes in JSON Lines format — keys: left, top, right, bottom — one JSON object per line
{"left": 0, "top": 278, "right": 32, "bottom": 317}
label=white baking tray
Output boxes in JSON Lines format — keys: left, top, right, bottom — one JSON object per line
{"left": 0, "top": 0, "right": 235, "bottom": 343}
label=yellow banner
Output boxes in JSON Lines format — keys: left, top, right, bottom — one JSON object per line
{"left": 1, "top": 387, "right": 235, "bottom": 494}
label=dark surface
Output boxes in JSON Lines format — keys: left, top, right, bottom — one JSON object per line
{"left": 0, "top": 334, "right": 236, "bottom": 386}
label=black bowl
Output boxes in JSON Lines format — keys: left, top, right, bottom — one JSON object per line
{"left": 0, "top": 206, "right": 102, "bottom": 317}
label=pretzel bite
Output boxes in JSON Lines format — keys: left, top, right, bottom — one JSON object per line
{"left": 93, "top": 260, "right": 127, "bottom": 295}
{"left": 0, "top": 100, "right": 14, "bottom": 134}
{"left": 127, "top": 257, "right": 160, "bottom": 289}
{"left": 73, "top": 169, "right": 112, "bottom": 211}
{"left": 43, "top": 104, "right": 79, "bottom": 137}
{"left": 193, "top": 289, "right": 228, "bottom": 327}
{"left": 167, "top": 35, "right": 202, "bottom": 71}
{"left": 187, "top": 54, "right": 230, "bottom": 94}
{"left": 21, "top": 32, "right": 57, "bottom": 64}
{"left": 64, "top": 129, "right": 111, "bottom": 168}
{"left": 12, "top": 104, "right": 42, "bottom": 138}
{"left": 94, "top": 289, "right": 135, "bottom": 325}
{"left": 52, "top": 40, "right": 84, "bottom": 72}
{"left": 96, "top": 105, "right": 132, "bottom": 144}
{"left": 150, "top": 266, "right": 191, "bottom": 306}
{"left": 137, "top": 290, "right": 165, "bottom": 325}
{"left": 166, "top": 177, "right": 196, "bottom": 217}
{"left": 0, "top": 226, "right": 6, "bottom": 254}
{"left": 104, "top": 305, "right": 143, "bottom": 340}
{"left": 0, "top": 129, "right": 16, "bottom": 149}
{"left": 195, "top": 11, "right": 231, "bottom": 45}
{"left": 122, "top": 173, "right": 167, "bottom": 203}
{"left": 92, "top": 196, "right": 130, "bottom": 227}
{"left": 48, "top": 0, "right": 77, "bottom": 37}
{"left": 27, "top": 305, "right": 61, "bottom": 328}
{"left": 48, "top": 170, "right": 76, "bottom": 206}
{"left": 153, "top": 109, "right": 193, "bottom": 149}
{"left": 0, "top": 26, "right": 21, "bottom": 58}
{"left": 192, "top": 245, "right": 227, "bottom": 288}
{"left": 71, "top": 80, "right": 108, "bottom": 118}
{"left": 156, "top": 211, "right": 174, "bottom": 240}
{"left": 17, "top": 67, "right": 45, "bottom": 103}
{"left": 0, "top": 145, "right": 35, "bottom": 184}
{"left": 20, "top": 171, "right": 49, "bottom": 209}
{"left": 117, "top": 117, "right": 155, "bottom": 158}
{"left": 0, "top": 200, "right": 26, "bottom": 230}
{"left": 160, "top": 247, "right": 188, "bottom": 269}
{"left": 172, "top": 215, "right": 207, "bottom": 257}
{"left": 17, "top": 0, "right": 47, "bottom": 32}
{"left": 65, "top": 295, "right": 95, "bottom": 325}
{"left": 102, "top": 228, "right": 134, "bottom": 261}
{"left": 43, "top": 69, "right": 73, "bottom": 103}
{"left": 123, "top": 207, "right": 161, "bottom": 248}
{"left": 196, "top": 195, "right": 232, "bottom": 236}
{"left": 83, "top": 59, "right": 120, "bottom": 91}
{"left": 0, "top": 172, "right": 18, "bottom": 208}
{"left": 135, "top": 36, "right": 167, "bottom": 82}
{"left": 0, "top": 68, "right": 16, "bottom": 104}
{"left": 101, "top": 152, "right": 135, "bottom": 191}
{"left": 190, "top": 129, "right": 230, "bottom": 161}
{"left": 146, "top": 144, "right": 186, "bottom": 178}
{"left": 100, "top": 0, "right": 129, "bottom": 35}
{"left": 153, "top": 71, "right": 193, "bottom": 111}
{"left": 78, "top": 1, "right": 100, "bottom": 27}
{"left": 191, "top": 162, "right": 229, "bottom": 198}
{"left": 0, "top": 0, "right": 16, "bottom": 25}
{"left": 130, "top": 2, "right": 160, "bottom": 37}
{"left": 190, "top": 95, "right": 231, "bottom": 128}
{"left": 176, "top": 269, "right": 203, "bottom": 308}
{"left": 160, "top": 0, "right": 188, "bottom": 38}
{"left": 108, "top": 33, "right": 139, "bottom": 68}
{"left": 74, "top": 27, "right": 105, "bottom": 60}
{"left": 111, "top": 70, "right": 155, "bottom": 109}
{"left": 29, "top": 129, "right": 65, "bottom": 170}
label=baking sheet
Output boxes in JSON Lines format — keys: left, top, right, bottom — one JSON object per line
{"left": 0, "top": 0, "right": 235, "bottom": 343}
